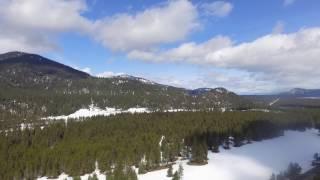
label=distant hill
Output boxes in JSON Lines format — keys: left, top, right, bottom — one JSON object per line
{"left": 280, "top": 88, "right": 320, "bottom": 97}
{"left": 0, "top": 51, "right": 252, "bottom": 122}
{"left": 244, "top": 88, "right": 320, "bottom": 110}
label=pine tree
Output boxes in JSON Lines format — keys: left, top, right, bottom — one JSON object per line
{"left": 314, "top": 153, "right": 319, "bottom": 161}
{"left": 88, "top": 173, "right": 98, "bottom": 180}
{"left": 178, "top": 164, "right": 184, "bottom": 179}
{"left": 190, "top": 135, "right": 208, "bottom": 164}
{"left": 138, "top": 163, "right": 146, "bottom": 174}
{"left": 73, "top": 176, "right": 81, "bottom": 180}
{"left": 127, "top": 167, "right": 138, "bottom": 180}
{"left": 284, "top": 163, "right": 302, "bottom": 179}
{"left": 167, "top": 164, "right": 173, "bottom": 177}
{"left": 172, "top": 171, "right": 180, "bottom": 180}
{"left": 269, "top": 173, "right": 276, "bottom": 180}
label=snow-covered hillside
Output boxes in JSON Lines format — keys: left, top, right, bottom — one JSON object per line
{"left": 37, "top": 129, "right": 320, "bottom": 180}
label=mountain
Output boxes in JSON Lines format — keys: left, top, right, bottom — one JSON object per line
{"left": 0, "top": 51, "right": 252, "bottom": 122}
{"left": 0, "top": 51, "right": 89, "bottom": 88}
{"left": 280, "top": 88, "right": 320, "bottom": 97}
{"left": 244, "top": 88, "right": 320, "bottom": 110}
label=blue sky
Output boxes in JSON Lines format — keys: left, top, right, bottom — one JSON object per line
{"left": 1, "top": 0, "right": 320, "bottom": 94}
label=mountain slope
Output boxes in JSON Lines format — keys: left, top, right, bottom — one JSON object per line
{"left": 280, "top": 88, "right": 320, "bottom": 97}
{"left": 0, "top": 51, "right": 252, "bottom": 123}
{"left": 0, "top": 51, "right": 89, "bottom": 88}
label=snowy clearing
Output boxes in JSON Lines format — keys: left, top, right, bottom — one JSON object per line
{"left": 42, "top": 104, "right": 151, "bottom": 121}
{"left": 37, "top": 129, "right": 320, "bottom": 180}
{"left": 42, "top": 105, "right": 195, "bottom": 121}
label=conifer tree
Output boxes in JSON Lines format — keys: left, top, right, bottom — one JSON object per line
{"left": 127, "top": 167, "right": 138, "bottom": 180}
{"left": 88, "top": 173, "right": 98, "bottom": 180}
{"left": 138, "top": 163, "right": 146, "bottom": 174}
{"left": 269, "top": 173, "right": 276, "bottom": 180}
{"left": 178, "top": 164, "right": 184, "bottom": 179}
{"left": 172, "top": 171, "right": 180, "bottom": 180}
{"left": 190, "top": 135, "right": 208, "bottom": 164}
{"left": 73, "top": 176, "right": 81, "bottom": 180}
{"left": 284, "top": 163, "right": 302, "bottom": 179}
{"left": 167, "top": 164, "right": 173, "bottom": 177}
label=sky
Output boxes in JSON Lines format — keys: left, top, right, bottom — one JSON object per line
{"left": 0, "top": 0, "right": 320, "bottom": 94}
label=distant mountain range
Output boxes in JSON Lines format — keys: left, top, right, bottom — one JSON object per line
{"left": 279, "top": 88, "right": 320, "bottom": 97}
{"left": 0, "top": 51, "right": 252, "bottom": 119}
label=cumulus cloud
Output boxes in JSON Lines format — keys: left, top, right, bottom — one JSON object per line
{"left": 128, "top": 27, "right": 320, "bottom": 92}
{"left": 0, "top": 0, "right": 91, "bottom": 54}
{"left": 92, "top": 0, "right": 199, "bottom": 51}
{"left": 128, "top": 36, "right": 232, "bottom": 62}
{"left": 0, "top": 0, "right": 90, "bottom": 32}
{"left": 200, "top": 1, "right": 233, "bottom": 17}
{"left": 0, "top": 0, "right": 200, "bottom": 54}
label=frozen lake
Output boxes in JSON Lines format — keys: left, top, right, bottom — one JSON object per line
{"left": 38, "top": 129, "right": 320, "bottom": 180}
{"left": 140, "top": 129, "right": 320, "bottom": 180}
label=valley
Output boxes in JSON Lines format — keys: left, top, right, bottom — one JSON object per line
{"left": 0, "top": 52, "right": 320, "bottom": 180}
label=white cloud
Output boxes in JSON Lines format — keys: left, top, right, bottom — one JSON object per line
{"left": 0, "top": 0, "right": 90, "bottom": 32}
{"left": 201, "top": 1, "right": 233, "bottom": 17}
{"left": 128, "top": 27, "right": 320, "bottom": 92}
{"left": 0, "top": 31, "right": 58, "bottom": 54}
{"left": 128, "top": 36, "right": 232, "bottom": 62}
{"left": 272, "top": 21, "right": 285, "bottom": 34}
{"left": 96, "top": 71, "right": 125, "bottom": 78}
{"left": 81, "top": 67, "right": 91, "bottom": 74}
{"left": 0, "top": 0, "right": 91, "bottom": 54}
{"left": 0, "top": 0, "right": 200, "bottom": 54}
{"left": 284, "top": 0, "right": 296, "bottom": 6}
{"left": 92, "top": 0, "right": 199, "bottom": 51}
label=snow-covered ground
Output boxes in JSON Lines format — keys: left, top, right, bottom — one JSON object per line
{"left": 269, "top": 98, "right": 280, "bottom": 106}
{"left": 42, "top": 105, "right": 195, "bottom": 121}
{"left": 37, "top": 129, "right": 320, "bottom": 180}
{"left": 298, "top": 97, "right": 320, "bottom": 99}
{"left": 43, "top": 104, "right": 151, "bottom": 121}
{"left": 140, "top": 129, "right": 320, "bottom": 180}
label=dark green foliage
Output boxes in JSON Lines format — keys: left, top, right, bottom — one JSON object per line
{"left": 270, "top": 173, "right": 276, "bottom": 180}
{"left": 314, "top": 175, "right": 320, "bottom": 180}
{"left": 285, "top": 163, "right": 302, "bottom": 179}
{"left": 167, "top": 164, "right": 173, "bottom": 177}
{"left": 127, "top": 167, "right": 138, "bottom": 180}
{"left": 178, "top": 163, "right": 184, "bottom": 179}
{"left": 88, "top": 174, "right": 98, "bottom": 180}
{"left": 273, "top": 162, "right": 302, "bottom": 180}
{"left": 0, "top": 110, "right": 318, "bottom": 179}
{"left": 108, "top": 165, "right": 138, "bottom": 180}
{"left": 315, "top": 153, "right": 320, "bottom": 161}
{"left": 172, "top": 171, "right": 180, "bottom": 180}
{"left": 189, "top": 134, "right": 208, "bottom": 164}
{"left": 138, "top": 163, "right": 147, "bottom": 174}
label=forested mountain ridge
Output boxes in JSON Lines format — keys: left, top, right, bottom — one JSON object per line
{"left": 0, "top": 51, "right": 252, "bottom": 122}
